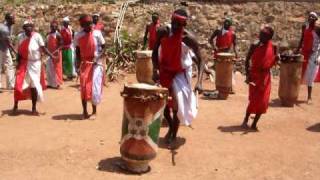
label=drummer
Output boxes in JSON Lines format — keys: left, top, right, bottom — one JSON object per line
{"left": 143, "top": 12, "right": 160, "bottom": 50}
{"left": 152, "top": 9, "right": 204, "bottom": 144}
{"left": 74, "top": 14, "right": 106, "bottom": 119}
{"left": 296, "top": 12, "right": 320, "bottom": 103}
{"left": 242, "top": 25, "right": 279, "bottom": 130}
{"left": 208, "top": 17, "right": 238, "bottom": 94}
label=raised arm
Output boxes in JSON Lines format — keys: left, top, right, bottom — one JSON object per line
{"left": 183, "top": 30, "right": 204, "bottom": 92}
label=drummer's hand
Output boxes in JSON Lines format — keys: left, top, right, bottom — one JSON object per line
{"left": 294, "top": 48, "right": 301, "bottom": 54}
{"left": 245, "top": 75, "right": 250, "bottom": 84}
{"left": 152, "top": 70, "right": 160, "bottom": 82}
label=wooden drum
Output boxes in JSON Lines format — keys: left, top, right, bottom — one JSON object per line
{"left": 278, "top": 54, "right": 303, "bottom": 107}
{"left": 135, "top": 50, "right": 154, "bottom": 84}
{"left": 215, "top": 53, "right": 234, "bottom": 99}
{"left": 120, "top": 83, "right": 168, "bottom": 173}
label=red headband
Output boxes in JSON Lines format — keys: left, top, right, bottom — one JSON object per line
{"left": 172, "top": 13, "right": 187, "bottom": 25}
{"left": 79, "top": 16, "right": 92, "bottom": 24}
{"left": 50, "top": 20, "right": 58, "bottom": 25}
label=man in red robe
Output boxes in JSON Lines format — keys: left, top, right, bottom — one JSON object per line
{"left": 46, "top": 20, "right": 63, "bottom": 89}
{"left": 207, "top": 18, "right": 238, "bottom": 95}
{"left": 60, "top": 17, "right": 74, "bottom": 80}
{"left": 242, "top": 26, "right": 279, "bottom": 130}
{"left": 75, "top": 14, "right": 106, "bottom": 120}
{"left": 143, "top": 12, "right": 160, "bottom": 50}
{"left": 209, "top": 18, "right": 238, "bottom": 58}
{"left": 13, "top": 20, "right": 54, "bottom": 115}
{"left": 296, "top": 12, "right": 319, "bottom": 102}
{"left": 152, "top": 9, "right": 204, "bottom": 144}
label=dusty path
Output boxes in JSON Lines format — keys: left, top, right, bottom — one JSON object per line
{"left": 0, "top": 73, "right": 319, "bottom": 180}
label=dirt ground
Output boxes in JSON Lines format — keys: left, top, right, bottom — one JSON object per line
{"left": 0, "top": 73, "right": 319, "bottom": 180}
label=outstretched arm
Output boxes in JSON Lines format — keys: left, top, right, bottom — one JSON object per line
{"left": 183, "top": 30, "right": 204, "bottom": 92}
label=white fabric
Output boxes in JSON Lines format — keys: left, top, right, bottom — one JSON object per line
{"left": 304, "top": 32, "right": 320, "bottom": 86}
{"left": 310, "top": 12, "right": 318, "bottom": 18}
{"left": 74, "top": 30, "right": 105, "bottom": 104}
{"left": 92, "top": 65, "right": 103, "bottom": 105}
{"left": 17, "top": 32, "right": 44, "bottom": 101}
{"left": 63, "top": 16, "right": 70, "bottom": 22}
{"left": 0, "top": 49, "right": 15, "bottom": 89}
{"left": 22, "top": 60, "right": 44, "bottom": 102}
{"left": 17, "top": 32, "right": 45, "bottom": 61}
{"left": 172, "top": 42, "right": 198, "bottom": 126}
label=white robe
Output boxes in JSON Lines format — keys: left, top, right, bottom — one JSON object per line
{"left": 172, "top": 42, "right": 198, "bottom": 126}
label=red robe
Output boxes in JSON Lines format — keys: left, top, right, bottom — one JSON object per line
{"left": 148, "top": 21, "right": 160, "bottom": 50}
{"left": 48, "top": 33, "right": 63, "bottom": 85}
{"left": 93, "top": 22, "right": 104, "bottom": 31}
{"left": 216, "top": 29, "right": 234, "bottom": 50}
{"left": 78, "top": 31, "right": 95, "bottom": 101}
{"left": 159, "top": 29, "right": 184, "bottom": 107}
{"left": 14, "top": 33, "right": 46, "bottom": 101}
{"left": 247, "top": 41, "right": 276, "bottom": 114}
{"left": 214, "top": 28, "right": 234, "bottom": 58}
{"left": 60, "top": 27, "right": 72, "bottom": 50}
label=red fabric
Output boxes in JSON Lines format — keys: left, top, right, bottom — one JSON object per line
{"left": 14, "top": 33, "right": 46, "bottom": 101}
{"left": 216, "top": 29, "right": 234, "bottom": 50}
{"left": 60, "top": 27, "right": 72, "bottom": 49}
{"left": 301, "top": 25, "right": 314, "bottom": 79}
{"left": 94, "top": 22, "right": 104, "bottom": 31}
{"left": 14, "top": 35, "right": 32, "bottom": 101}
{"left": 247, "top": 41, "right": 276, "bottom": 114}
{"left": 78, "top": 31, "right": 95, "bottom": 101}
{"left": 148, "top": 21, "right": 160, "bottom": 50}
{"left": 48, "top": 33, "right": 63, "bottom": 85}
{"left": 159, "top": 29, "right": 184, "bottom": 107}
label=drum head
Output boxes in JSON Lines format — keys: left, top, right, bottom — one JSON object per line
{"left": 135, "top": 50, "right": 152, "bottom": 59}
{"left": 125, "top": 83, "right": 166, "bottom": 91}
{"left": 216, "top": 52, "right": 234, "bottom": 58}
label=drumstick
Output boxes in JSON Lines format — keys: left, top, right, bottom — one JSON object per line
{"left": 195, "top": 90, "right": 199, "bottom": 108}
{"left": 249, "top": 82, "right": 256, "bottom": 87}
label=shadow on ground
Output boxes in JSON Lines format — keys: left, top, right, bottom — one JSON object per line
{"left": 218, "top": 125, "right": 258, "bottom": 135}
{"left": 306, "top": 123, "right": 320, "bottom": 132}
{"left": 269, "top": 99, "right": 307, "bottom": 108}
{"left": 97, "top": 156, "right": 145, "bottom": 175}
{"left": 51, "top": 114, "right": 84, "bottom": 120}
{"left": 1, "top": 109, "right": 45, "bottom": 117}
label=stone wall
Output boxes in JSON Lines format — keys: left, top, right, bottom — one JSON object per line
{"left": 2, "top": 0, "right": 320, "bottom": 60}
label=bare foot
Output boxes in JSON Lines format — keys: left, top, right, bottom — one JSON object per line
{"left": 250, "top": 125, "right": 259, "bottom": 131}
{"left": 83, "top": 113, "right": 90, "bottom": 120}
{"left": 89, "top": 113, "right": 97, "bottom": 120}
{"left": 241, "top": 123, "right": 249, "bottom": 129}
{"left": 31, "top": 110, "right": 40, "bottom": 116}
{"left": 11, "top": 107, "right": 18, "bottom": 115}
{"left": 307, "top": 98, "right": 313, "bottom": 105}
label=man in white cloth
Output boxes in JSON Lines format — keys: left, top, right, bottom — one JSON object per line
{"left": 152, "top": 9, "right": 204, "bottom": 144}
{"left": 13, "top": 20, "right": 54, "bottom": 115}
{"left": 304, "top": 26, "right": 320, "bottom": 103}
{"left": 0, "top": 13, "right": 16, "bottom": 90}
{"left": 74, "top": 14, "right": 106, "bottom": 120}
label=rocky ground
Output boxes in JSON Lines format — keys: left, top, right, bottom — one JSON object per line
{"left": 2, "top": 0, "right": 320, "bottom": 59}
{"left": 0, "top": 73, "right": 319, "bottom": 180}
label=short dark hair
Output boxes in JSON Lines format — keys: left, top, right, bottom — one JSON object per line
{"left": 264, "top": 26, "right": 274, "bottom": 38}
{"left": 173, "top": 9, "right": 188, "bottom": 18}
{"left": 4, "top": 13, "right": 13, "bottom": 20}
